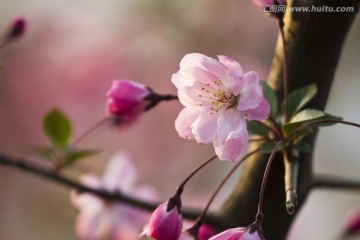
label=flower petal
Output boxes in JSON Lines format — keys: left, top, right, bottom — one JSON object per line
{"left": 237, "top": 71, "right": 263, "bottom": 112}
{"left": 218, "top": 55, "right": 244, "bottom": 95}
{"left": 175, "top": 108, "right": 199, "bottom": 140}
{"left": 75, "top": 201, "right": 111, "bottom": 240}
{"left": 245, "top": 96, "right": 270, "bottom": 121}
{"left": 102, "top": 152, "right": 137, "bottom": 192}
{"left": 191, "top": 110, "right": 219, "bottom": 144}
{"left": 214, "top": 109, "right": 248, "bottom": 162}
{"left": 209, "top": 227, "right": 246, "bottom": 240}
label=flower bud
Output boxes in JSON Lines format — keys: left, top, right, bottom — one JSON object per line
{"left": 179, "top": 223, "right": 216, "bottom": 240}
{"left": 106, "top": 80, "right": 150, "bottom": 122}
{"left": 198, "top": 224, "right": 217, "bottom": 240}
{"left": 6, "top": 17, "right": 26, "bottom": 39}
{"left": 141, "top": 201, "right": 183, "bottom": 240}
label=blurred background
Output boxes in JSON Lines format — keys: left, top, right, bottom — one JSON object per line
{"left": 0, "top": 0, "right": 359, "bottom": 239}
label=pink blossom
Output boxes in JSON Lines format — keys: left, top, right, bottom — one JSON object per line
{"left": 141, "top": 202, "right": 183, "bottom": 240}
{"left": 106, "top": 80, "right": 150, "bottom": 122}
{"left": 209, "top": 227, "right": 263, "bottom": 240}
{"left": 172, "top": 53, "right": 269, "bottom": 162}
{"left": 252, "top": 0, "right": 286, "bottom": 7}
{"left": 71, "top": 152, "right": 158, "bottom": 240}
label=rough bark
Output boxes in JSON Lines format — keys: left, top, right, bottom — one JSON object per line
{"left": 217, "top": 1, "right": 360, "bottom": 239}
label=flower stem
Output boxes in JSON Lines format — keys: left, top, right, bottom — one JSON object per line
{"left": 72, "top": 117, "right": 111, "bottom": 147}
{"left": 195, "top": 148, "right": 261, "bottom": 224}
{"left": 278, "top": 18, "right": 289, "bottom": 123}
{"left": 177, "top": 155, "right": 217, "bottom": 194}
{"left": 257, "top": 141, "right": 283, "bottom": 214}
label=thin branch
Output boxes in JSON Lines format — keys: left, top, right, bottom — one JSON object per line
{"left": 312, "top": 175, "right": 360, "bottom": 191}
{"left": 0, "top": 154, "right": 207, "bottom": 220}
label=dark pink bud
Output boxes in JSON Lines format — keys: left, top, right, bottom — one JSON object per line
{"left": 106, "top": 80, "right": 150, "bottom": 122}
{"left": 199, "top": 224, "right": 217, "bottom": 240}
{"left": 7, "top": 18, "right": 26, "bottom": 39}
{"left": 142, "top": 202, "right": 183, "bottom": 240}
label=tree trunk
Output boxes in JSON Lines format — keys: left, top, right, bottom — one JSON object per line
{"left": 217, "top": 1, "right": 360, "bottom": 239}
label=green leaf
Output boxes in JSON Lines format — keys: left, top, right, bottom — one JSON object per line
{"left": 283, "top": 109, "right": 325, "bottom": 134}
{"left": 314, "top": 113, "right": 343, "bottom": 126}
{"left": 261, "top": 140, "right": 277, "bottom": 153}
{"left": 247, "top": 121, "right": 268, "bottom": 137}
{"left": 261, "top": 81, "right": 278, "bottom": 118}
{"left": 64, "top": 149, "right": 100, "bottom": 165}
{"left": 293, "top": 140, "right": 312, "bottom": 153}
{"left": 283, "top": 84, "right": 317, "bottom": 119}
{"left": 290, "top": 109, "right": 325, "bottom": 123}
{"left": 43, "top": 109, "right": 72, "bottom": 148}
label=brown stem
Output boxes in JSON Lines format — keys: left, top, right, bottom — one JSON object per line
{"left": 177, "top": 154, "right": 217, "bottom": 193}
{"left": 0, "top": 154, "right": 210, "bottom": 221}
{"left": 257, "top": 141, "right": 283, "bottom": 214}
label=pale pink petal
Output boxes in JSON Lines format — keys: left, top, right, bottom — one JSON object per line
{"left": 216, "top": 109, "right": 246, "bottom": 140}
{"left": 214, "top": 110, "right": 248, "bottom": 162}
{"left": 239, "top": 229, "right": 262, "bottom": 240}
{"left": 175, "top": 108, "right": 199, "bottom": 140}
{"left": 177, "top": 82, "right": 215, "bottom": 108}
{"left": 76, "top": 202, "right": 112, "bottom": 240}
{"left": 213, "top": 131, "right": 249, "bottom": 162}
{"left": 178, "top": 53, "right": 222, "bottom": 88}
{"left": 218, "top": 55, "right": 244, "bottom": 95}
{"left": 237, "top": 71, "right": 263, "bottom": 112}
{"left": 191, "top": 111, "right": 219, "bottom": 144}
{"left": 209, "top": 227, "right": 246, "bottom": 240}
{"left": 245, "top": 96, "right": 270, "bottom": 121}
{"left": 71, "top": 174, "right": 103, "bottom": 208}
{"left": 102, "top": 152, "right": 137, "bottom": 192}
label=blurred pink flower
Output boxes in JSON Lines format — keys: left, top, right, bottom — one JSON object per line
{"left": 179, "top": 223, "right": 216, "bottom": 240}
{"left": 172, "top": 53, "right": 269, "bottom": 162}
{"left": 199, "top": 224, "right": 217, "bottom": 240}
{"left": 209, "top": 227, "right": 263, "bottom": 240}
{"left": 106, "top": 80, "right": 150, "bottom": 122}
{"left": 344, "top": 209, "right": 360, "bottom": 236}
{"left": 141, "top": 202, "right": 183, "bottom": 240}
{"left": 252, "top": 0, "right": 286, "bottom": 7}
{"left": 71, "top": 152, "right": 158, "bottom": 240}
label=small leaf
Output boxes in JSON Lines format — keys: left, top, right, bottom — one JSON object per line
{"left": 290, "top": 109, "right": 325, "bottom": 123}
{"left": 64, "top": 149, "right": 100, "bottom": 165}
{"left": 293, "top": 140, "right": 312, "bottom": 153}
{"left": 283, "top": 109, "right": 325, "bottom": 134}
{"left": 261, "top": 81, "right": 278, "bottom": 118}
{"left": 43, "top": 109, "right": 72, "bottom": 147}
{"left": 315, "top": 113, "right": 343, "bottom": 126}
{"left": 25, "top": 145, "right": 56, "bottom": 160}
{"left": 283, "top": 84, "right": 317, "bottom": 119}
{"left": 247, "top": 121, "right": 268, "bottom": 137}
